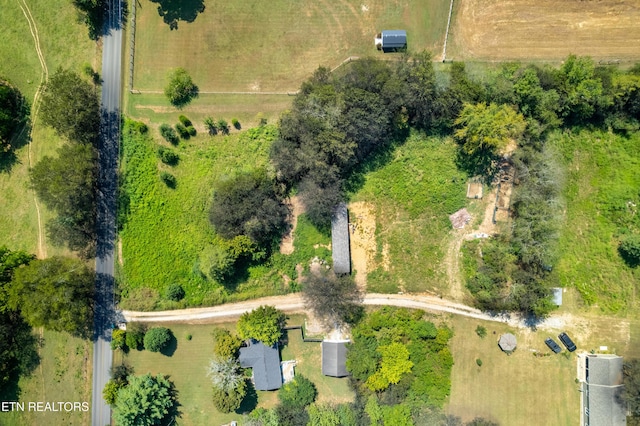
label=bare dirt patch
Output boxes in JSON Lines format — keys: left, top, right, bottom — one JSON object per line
{"left": 280, "top": 195, "right": 305, "bottom": 255}
{"left": 450, "top": 0, "right": 640, "bottom": 61}
{"left": 348, "top": 201, "right": 377, "bottom": 288}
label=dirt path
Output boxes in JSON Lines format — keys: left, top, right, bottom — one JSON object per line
{"left": 280, "top": 195, "right": 305, "bottom": 255}
{"left": 121, "top": 292, "right": 570, "bottom": 332}
{"left": 348, "top": 202, "right": 377, "bottom": 288}
{"left": 18, "top": 0, "right": 48, "bottom": 258}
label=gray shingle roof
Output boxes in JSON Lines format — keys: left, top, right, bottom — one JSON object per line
{"left": 322, "top": 341, "right": 349, "bottom": 377}
{"left": 381, "top": 30, "right": 407, "bottom": 49}
{"left": 583, "top": 355, "right": 626, "bottom": 426}
{"left": 239, "top": 341, "right": 282, "bottom": 390}
{"left": 331, "top": 203, "right": 351, "bottom": 275}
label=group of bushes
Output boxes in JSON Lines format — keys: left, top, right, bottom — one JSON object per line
{"left": 204, "top": 116, "right": 240, "bottom": 136}
{"left": 111, "top": 324, "right": 173, "bottom": 353}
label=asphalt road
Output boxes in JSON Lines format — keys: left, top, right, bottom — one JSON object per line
{"left": 92, "top": 0, "right": 122, "bottom": 424}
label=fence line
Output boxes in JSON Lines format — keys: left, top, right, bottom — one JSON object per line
{"left": 282, "top": 325, "right": 323, "bottom": 343}
{"left": 128, "top": 0, "right": 137, "bottom": 92}
{"left": 442, "top": 0, "right": 455, "bottom": 61}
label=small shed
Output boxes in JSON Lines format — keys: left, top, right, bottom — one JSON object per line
{"left": 239, "top": 341, "right": 283, "bottom": 390}
{"left": 322, "top": 340, "right": 349, "bottom": 377}
{"left": 331, "top": 203, "right": 351, "bottom": 275}
{"left": 375, "top": 30, "right": 407, "bottom": 52}
{"left": 552, "top": 288, "right": 563, "bottom": 306}
{"left": 498, "top": 333, "right": 517, "bottom": 354}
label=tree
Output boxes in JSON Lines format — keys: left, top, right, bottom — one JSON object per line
{"left": 365, "top": 342, "right": 413, "bottom": 392}
{"left": 113, "top": 374, "right": 178, "bottom": 426}
{"left": 204, "top": 116, "right": 217, "bottom": 135}
{"left": 7, "top": 257, "right": 94, "bottom": 338}
{"left": 125, "top": 323, "right": 146, "bottom": 351}
{"left": 165, "top": 283, "right": 185, "bottom": 301}
{"left": 217, "top": 119, "right": 230, "bottom": 135}
{"left": 619, "top": 234, "right": 640, "bottom": 267}
{"left": 111, "top": 329, "right": 127, "bottom": 351}
{"left": 236, "top": 305, "right": 286, "bottom": 346}
{"left": 302, "top": 270, "right": 363, "bottom": 326}
{"left": 212, "top": 328, "right": 242, "bottom": 359}
{"left": 164, "top": 68, "right": 198, "bottom": 107}
{"left": 103, "top": 379, "right": 126, "bottom": 405}
{"left": 29, "top": 143, "right": 97, "bottom": 255}
{"left": 557, "top": 55, "right": 607, "bottom": 124}
{"left": 209, "top": 169, "right": 289, "bottom": 249}
{"left": 207, "top": 357, "right": 244, "bottom": 393}
{"left": 211, "top": 379, "right": 246, "bottom": 413}
{"left": 0, "top": 81, "right": 29, "bottom": 152}
{"left": 159, "top": 123, "right": 179, "bottom": 144}
{"left": 199, "top": 243, "right": 236, "bottom": 282}
{"left": 278, "top": 374, "right": 317, "bottom": 408}
{"left": 466, "top": 418, "right": 499, "bottom": 426}
{"left": 157, "top": 146, "right": 179, "bottom": 165}
{"left": 72, "top": 0, "right": 106, "bottom": 40}
{"left": 454, "top": 103, "right": 526, "bottom": 155}
{"left": 39, "top": 68, "right": 100, "bottom": 144}
{"left": 143, "top": 327, "right": 172, "bottom": 352}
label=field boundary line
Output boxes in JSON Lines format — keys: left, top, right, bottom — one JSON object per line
{"left": 128, "top": 0, "right": 137, "bottom": 91}
{"left": 19, "top": 0, "right": 48, "bottom": 258}
{"left": 442, "top": 0, "right": 454, "bottom": 61}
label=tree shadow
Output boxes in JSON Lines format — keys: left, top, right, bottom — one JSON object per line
{"left": 149, "top": 0, "right": 205, "bottom": 30}
{"left": 160, "top": 375, "right": 182, "bottom": 425}
{"left": 0, "top": 122, "right": 30, "bottom": 174}
{"left": 160, "top": 332, "right": 178, "bottom": 357}
{"left": 237, "top": 380, "right": 258, "bottom": 414}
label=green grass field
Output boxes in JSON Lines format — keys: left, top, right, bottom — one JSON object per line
{"left": 446, "top": 316, "right": 578, "bottom": 425}
{"left": 350, "top": 132, "right": 468, "bottom": 294}
{"left": 118, "top": 318, "right": 352, "bottom": 425}
{"left": 548, "top": 129, "right": 640, "bottom": 314}
{"left": 133, "top": 0, "right": 450, "bottom": 92}
{"left": 117, "top": 121, "right": 332, "bottom": 308}
{"left": 0, "top": 0, "right": 96, "bottom": 255}
{"left": 1, "top": 330, "right": 92, "bottom": 426}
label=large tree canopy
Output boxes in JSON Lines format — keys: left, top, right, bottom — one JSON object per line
{"left": 29, "top": 143, "right": 97, "bottom": 255}
{"left": 236, "top": 305, "right": 286, "bottom": 346}
{"left": 302, "top": 270, "right": 362, "bottom": 326}
{"left": 0, "top": 81, "right": 29, "bottom": 151}
{"left": 209, "top": 169, "right": 289, "bottom": 249}
{"left": 6, "top": 257, "right": 94, "bottom": 338}
{"left": 113, "top": 374, "right": 178, "bottom": 426}
{"left": 39, "top": 68, "right": 100, "bottom": 144}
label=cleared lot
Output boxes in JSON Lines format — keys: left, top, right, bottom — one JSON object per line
{"left": 448, "top": 0, "right": 640, "bottom": 61}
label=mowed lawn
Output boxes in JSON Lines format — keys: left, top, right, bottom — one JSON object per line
{"left": 350, "top": 132, "right": 468, "bottom": 295}
{"left": 446, "top": 316, "right": 578, "bottom": 425}
{"left": 133, "top": 0, "right": 450, "bottom": 92}
{"left": 119, "top": 319, "right": 352, "bottom": 425}
{"left": 0, "top": 0, "right": 96, "bottom": 255}
{"left": 2, "top": 330, "right": 92, "bottom": 426}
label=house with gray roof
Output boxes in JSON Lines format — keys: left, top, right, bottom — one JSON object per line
{"left": 374, "top": 30, "right": 407, "bottom": 53}
{"left": 331, "top": 203, "right": 351, "bottom": 275}
{"left": 239, "top": 341, "right": 282, "bottom": 391}
{"left": 580, "top": 354, "right": 626, "bottom": 426}
{"left": 322, "top": 340, "right": 349, "bottom": 377}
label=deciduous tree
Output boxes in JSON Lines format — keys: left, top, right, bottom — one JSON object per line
{"left": 143, "top": 327, "right": 172, "bottom": 352}
{"left": 164, "top": 68, "right": 198, "bottom": 107}
{"left": 39, "top": 68, "right": 100, "bottom": 144}
{"left": 0, "top": 81, "right": 29, "bottom": 152}
{"left": 236, "top": 305, "right": 285, "bottom": 346}
{"left": 113, "top": 374, "right": 178, "bottom": 426}
{"left": 7, "top": 257, "right": 94, "bottom": 338}
{"left": 211, "top": 379, "right": 246, "bottom": 413}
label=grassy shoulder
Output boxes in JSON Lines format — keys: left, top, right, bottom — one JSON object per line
{"left": 549, "top": 129, "right": 640, "bottom": 313}
{"left": 1, "top": 330, "right": 92, "bottom": 426}
{"left": 350, "top": 131, "right": 468, "bottom": 294}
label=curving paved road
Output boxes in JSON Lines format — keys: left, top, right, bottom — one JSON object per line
{"left": 92, "top": 0, "right": 122, "bottom": 424}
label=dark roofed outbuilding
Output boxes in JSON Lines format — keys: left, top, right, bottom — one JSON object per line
{"left": 331, "top": 203, "right": 351, "bottom": 275}
{"left": 322, "top": 340, "right": 349, "bottom": 377}
{"left": 377, "top": 30, "right": 407, "bottom": 52}
{"left": 239, "top": 341, "right": 282, "bottom": 391}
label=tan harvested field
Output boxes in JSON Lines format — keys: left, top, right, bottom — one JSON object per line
{"left": 448, "top": 0, "right": 640, "bottom": 61}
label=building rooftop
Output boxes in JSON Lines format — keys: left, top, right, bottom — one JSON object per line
{"left": 239, "top": 341, "right": 282, "bottom": 391}
{"left": 331, "top": 203, "right": 351, "bottom": 275}
{"left": 322, "top": 340, "right": 349, "bottom": 377}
